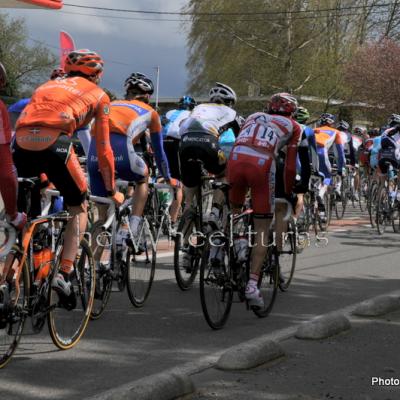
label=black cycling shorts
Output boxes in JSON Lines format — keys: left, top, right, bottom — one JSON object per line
{"left": 179, "top": 132, "right": 226, "bottom": 188}
{"left": 13, "top": 135, "right": 87, "bottom": 217}
{"left": 163, "top": 136, "right": 181, "bottom": 180}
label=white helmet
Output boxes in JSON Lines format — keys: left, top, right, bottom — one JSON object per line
{"left": 209, "top": 82, "right": 237, "bottom": 106}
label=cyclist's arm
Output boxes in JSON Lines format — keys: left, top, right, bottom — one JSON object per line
{"left": 149, "top": 110, "right": 170, "bottom": 180}
{"left": 93, "top": 94, "right": 115, "bottom": 194}
{"left": 284, "top": 122, "right": 301, "bottom": 195}
{"left": 306, "top": 127, "right": 320, "bottom": 173}
{"left": 334, "top": 132, "right": 345, "bottom": 173}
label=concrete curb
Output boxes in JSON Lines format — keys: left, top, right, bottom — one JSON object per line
{"left": 295, "top": 312, "right": 351, "bottom": 340}
{"left": 352, "top": 295, "right": 400, "bottom": 317}
{"left": 217, "top": 338, "right": 284, "bottom": 371}
{"left": 87, "top": 371, "right": 194, "bottom": 400}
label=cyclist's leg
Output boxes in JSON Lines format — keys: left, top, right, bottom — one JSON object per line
{"left": 164, "top": 136, "right": 182, "bottom": 224}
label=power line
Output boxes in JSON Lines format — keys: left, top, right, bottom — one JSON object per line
{"left": 57, "top": 7, "right": 393, "bottom": 23}
{"left": 63, "top": 1, "right": 397, "bottom": 16}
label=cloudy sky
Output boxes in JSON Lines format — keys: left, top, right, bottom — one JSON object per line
{"left": 5, "top": 0, "right": 190, "bottom": 97}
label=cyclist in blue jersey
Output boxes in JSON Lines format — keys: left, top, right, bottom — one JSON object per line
{"left": 162, "top": 96, "right": 196, "bottom": 229}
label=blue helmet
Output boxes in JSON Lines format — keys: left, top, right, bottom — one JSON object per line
{"left": 319, "top": 113, "right": 336, "bottom": 126}
{"left": 178, "top": 95, "right": 196, "bottom": 110}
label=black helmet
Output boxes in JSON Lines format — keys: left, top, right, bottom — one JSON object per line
{"left": 318, "top": 113, "right": 336, "bottom": 126}
{"left": 124, "top": 72, "right": 154, "bottom": 95}
{"left": 388, "top": 113, "right": 400, "bottom": 128}
{"left": 178, "top": 95, "right": 196, "bottom": 110}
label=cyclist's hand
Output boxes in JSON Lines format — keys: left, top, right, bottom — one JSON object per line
{"left": 110, "top": 191, "right": 124, "bottom": 206}
{"left": 166, "top": 178, "right": 182, "bottom": 188}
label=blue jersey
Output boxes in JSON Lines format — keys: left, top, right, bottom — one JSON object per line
{"left": 370, "top": 136, "right": 382, "bottom": 169}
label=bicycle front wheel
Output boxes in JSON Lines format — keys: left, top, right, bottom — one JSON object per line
{"left": 89, "top": 221, "right": 113, "bottom": 320}
{"left": 199, "top": 241, "right": 233, "bottom": 330}
{"left": 278, "top": 220, "right": 297, "bottom": 292}
{"left": 0, "top": 249, "right": 29, "bottom": 369}
{"left": 252, "top": 248, "right": 279, "bottom": 318}
{"left": 48, "top": 239, "right": 95, "bottom": 350}
{"left": 126, "top": 220, "right": 156, "bottom": 308}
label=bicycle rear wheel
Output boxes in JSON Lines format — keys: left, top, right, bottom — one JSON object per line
{"left": 252, "top": 248, "right": 279, "bottom": 318}
{"left": 89, "top": 221, "right": 113, "bottom": 320}
{"left": 199, "top": 241, "right": 233, "bottom": 330}
{"left": 48, "top": 239, "right": 95, "bottom": 350}
{"left": 126, "top": 220, "right": 156, "bottom": 307}
{"left": 376, "top": 187, "right": 390, "bottom": 235}
{"left": 278, "top": 219, "right": 297, "bottom": 292}
{"left": 174, "top": 208, "right": 201, "bottom": 291}
{"left": 0, "top": 250, "right": 29, "bottom": 369}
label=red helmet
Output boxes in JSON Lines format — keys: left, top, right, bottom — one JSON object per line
{"left": 268, "top": 92, "right": 298, "bottom": 114}
{"left": 64, "top": 49, "right": 104, "bottom": 77}
{"left": 0, "top": 62, "right": 7, "bottom": 89}
{"left": 50, "top": 67, "right": 66, "bottom": 80}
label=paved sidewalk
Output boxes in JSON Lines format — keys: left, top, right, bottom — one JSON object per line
{"left": 186, "top": 310, "right": 400, "bottom": 400}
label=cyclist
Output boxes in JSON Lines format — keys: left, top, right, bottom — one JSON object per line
{"left": 314, "top": 113, "right": 345, "bottom": 221}
{"left": 228, "top": 93, "right": 301, "bottom": 308}
{"left": 179, "top": 82, "right": 240, "bottom": 224}
{"left": 88, "top": 72, "right": 174, "bottom": 243}
{"left": 0, "top": 62, "right": 26, "bottom": 230}
{"left": 162, "top": 95, "right": 196, "bottom": 230}
{"left": 378, "top": 114, "right": 400, "bottom": 188}
{"left": 14, "top": 49, "right": 122, "bottom": 306}
{"left": 369, "top": 128, "right": 382, "bottom": 171}
{"left": 292, "top": 106, "right": 319, "bottom": 221}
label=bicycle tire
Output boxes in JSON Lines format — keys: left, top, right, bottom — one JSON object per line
{"left": 199, "top": 240, "right": 233, "bottom": 330}
{"left": 252, "top": 247, "right": 279, "bottom": 318}
{"left": 278, "top": 219, "right": 297, "bottom": 292}
{"left": 89, "top": 221, "right": 113, "bottom": 320}
{"left": 48, "top": 238, "right": 95, "bottom": 350}
{"left": 376, "top": 187, "right": 389, "bottom": 235}
{"left": 126, "top": 219, "right": 156, "bottom": 308}
{"left": 0, "top": 249, "right": 29, "bottom": 369}
{"left": 174, "top": 208, "right": 201, "bottom": 291}
{"left": 368, "top": 181, "right": 378, "bottom": 228}
{"left": 335, "top": 186, "right": 347, "bottom": 219}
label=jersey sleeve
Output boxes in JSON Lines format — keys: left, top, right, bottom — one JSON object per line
{"left": 284, "top": 121, "right": 301, "bottom": 194}
{"left": 93, "top": 93, "right": 115, "bottom": 192}
{"left": 150, "top": 110, "right": 170, "bottom": 179}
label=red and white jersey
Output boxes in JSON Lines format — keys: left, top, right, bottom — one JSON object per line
{"left": 234, "top": 112, "right": 301, "bottom": 155}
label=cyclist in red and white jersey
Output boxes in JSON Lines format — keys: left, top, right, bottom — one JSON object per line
{"left": 228, "top": 93, "right": 301, "bottom": 308}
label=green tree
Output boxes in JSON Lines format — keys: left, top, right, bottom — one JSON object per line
{"left": 0, "top": 12, "right": 56, "bottom": 97}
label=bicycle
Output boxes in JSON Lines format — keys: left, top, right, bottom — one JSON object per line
{"left": 90, "top": 179, "right": 158, "bottom": 312}
{"left": 199, "top": 183, "right": 279, "bottom": 330}
{"left": 174, "top": 162, "right": 215, "bottom": 291}
{"left": 375, "top": 162, "right": 400, "bottom": 235}
{"left": 301, "top": 175, "right": 325, "bottom": 235}
{"left": 0, "top": 178, "right": 95, "bottom": 368}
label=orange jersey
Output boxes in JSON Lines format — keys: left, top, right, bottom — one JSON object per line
{"left": 314, "top": 125, "right": 344, "bottom": 149}
{"left": 108, "top": 100, "right": 161, "bottom": 143}
{"left": 16, "top": 76, "right": 115, "bottom": 192}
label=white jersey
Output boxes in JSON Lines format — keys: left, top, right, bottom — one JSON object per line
{"left": 179, "top": 103, "right": 236, "bottom": 137}
{"left": 163, "top": 109, "right": 191, "bottom": 139}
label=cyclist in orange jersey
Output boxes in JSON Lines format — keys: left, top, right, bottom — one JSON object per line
{"left": 13, "top": 49, "right": 123, "bottom": 307}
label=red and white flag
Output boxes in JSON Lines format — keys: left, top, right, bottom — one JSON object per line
{"left": 59, "top": 31, "right": 75, "bottom": 69}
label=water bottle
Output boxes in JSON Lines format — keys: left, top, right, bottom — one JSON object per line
{"left": 234, "top": 237, "right": 248, "bottom": 262}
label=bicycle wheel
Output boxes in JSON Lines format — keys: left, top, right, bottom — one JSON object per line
{"left": 199, "top": 240, "right": 233, "bottom": 330}
{"left": 252, "top": 247, "right": 279, "bottom": 318}
{"left": 376, "top": 187, "right": 390, "bottom": 235}
{"left": 174, "top": 208, "right": 201, "bottom": 291}
{"left": 319, "top": 193, "right": 330, "bottom": 231}
{"left": 335, "top": 186, "right": 347, "bottom": 219}
{"left": 278, "top": 219, "right": 297, "bottom": 292}
{"left": 48, "top": 239, "right": 95, "bottom": 350}
{"left": 368, "top": 180, "right": 378, "bottom": 228}
{"left": 0, "top": 249, "right": 29, "bottom": 369}
{"left": 89, "top": 221, "right": 113, "bottom": 320}
{"left": 126, "top": 219, "right": 156, "bottom": 307}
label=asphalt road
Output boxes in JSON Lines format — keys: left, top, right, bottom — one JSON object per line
{"left": 1, "top": 208, "right": 400, "bottom": 400}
